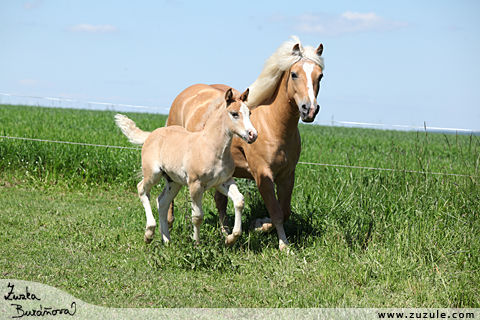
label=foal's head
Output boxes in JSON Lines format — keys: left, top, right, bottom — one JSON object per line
{"left": 224, "top": 88, "right": 257, "bottom": 144}
{"left": 287, "top": 43, "right": 324, "bottom": 123}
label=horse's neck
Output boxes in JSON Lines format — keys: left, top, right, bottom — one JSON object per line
{"left": 201, "top": 106, "right": 234, "bottom": 159}
{"left": 258, "top": 71, "right": 300, "bottom": 139}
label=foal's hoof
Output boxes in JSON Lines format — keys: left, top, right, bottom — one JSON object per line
{"left": 144, "top": 226, "right": 155, "bottom": 244}
{"left": 225, "top": 234, "right": 238, "bottom": 247}
{"left": 144, "top": 235, "right": 153, "bottom": 244}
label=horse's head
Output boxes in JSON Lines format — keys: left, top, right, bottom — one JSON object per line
{"left": 225, "top": 88, "right": 258, "bottom": 144}
{"left": 287, "top": 43, "right": 324, "bottom": 123}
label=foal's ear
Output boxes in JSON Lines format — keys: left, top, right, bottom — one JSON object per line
{"left": 240, "top": 88, "right": 249, "bottom": 102}
{"left": 316, "top": 43, "right": 323, "bottom": 57}
{"left": 225, "top": 88, "right": 234, "bottom": 106}
{"left": 292, "top": 43, "right": 301, "bottom": 56}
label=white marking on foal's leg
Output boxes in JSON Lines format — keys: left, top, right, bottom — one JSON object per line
{"left": 137, "top": 180, "right": 156, "bottom": 244}
{"left": 216, "top": 178, "right": 244, "bottom": 246}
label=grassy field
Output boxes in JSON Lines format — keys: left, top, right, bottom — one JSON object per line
{"left": 0, "top": 104, "right": 479, "bottom": 308}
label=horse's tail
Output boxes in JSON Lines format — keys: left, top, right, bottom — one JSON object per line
{"left": 114, "top": 114, "right": 151, "bottom": 145}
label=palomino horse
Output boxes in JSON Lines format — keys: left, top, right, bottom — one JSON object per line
{"left": 115, "top": 89, "right": 257, "bottom": 245}
{"left": 166, "top": 36, "right": 324, "bottom": 250}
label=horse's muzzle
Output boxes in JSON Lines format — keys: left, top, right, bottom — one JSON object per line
{"left": 301, "top": 105, "right": 320, "bottom": 123}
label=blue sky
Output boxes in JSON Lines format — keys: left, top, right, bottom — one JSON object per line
{"left": 1, "top": 0, "right": 479, "bottom": 131}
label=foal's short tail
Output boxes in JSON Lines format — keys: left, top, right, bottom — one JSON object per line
{"left": 114, "top": 114, "right": 151, "bottom": 145}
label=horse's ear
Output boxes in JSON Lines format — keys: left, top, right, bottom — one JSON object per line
{"left": 316, "top": 43, "right": 323, "bottom": 57}
{"left": 292, "top": 43, "right": 301, "bottom": 56}
{"left": 225, "top": 88, "right": 234, "bottom": 107}
{"left": 240, "top": 88, "right": 249, "bottom": 102}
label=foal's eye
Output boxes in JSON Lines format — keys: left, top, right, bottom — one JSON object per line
{"left": 230, "top": 111, "right": 239, "bottom": 118}
{"left": 291, "top": 72, "right": 298, "bottom": 80}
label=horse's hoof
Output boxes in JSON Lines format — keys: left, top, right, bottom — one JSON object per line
{"left": 221, "top": 226, "right": 231, "bottom": 237}
{"left": 279, "top": 241, "right": 293, "bottom": 254}
{"left": 250, "top": 218, "right": 275, "bottom": 233}
{"left": 261, "top": 223, "right": 274, "bottom": 233}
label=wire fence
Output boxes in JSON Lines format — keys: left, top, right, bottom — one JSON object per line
{"left": 1, "top": 134, "right": 478, "bottom": 178}
{"left": 0, "top": 93, "right": 170, "bottom": 112}
{"left": 1, "top": 92, "right": 479, "bottom": 179}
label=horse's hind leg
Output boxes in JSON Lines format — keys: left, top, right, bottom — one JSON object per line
{"left": 216, "top": 178, "right": 244, "bottom": 246}
{"left": 255, "top": 170, "right": 289, "bottom": 251}
{"left": 157, "top": 181, "right": 182, "bottom": 243}
{"left": 167, "top": 201, "right": 175, "bottom": 230}
{"left": 214, "top": 191, "right": 229, "bottom": 235}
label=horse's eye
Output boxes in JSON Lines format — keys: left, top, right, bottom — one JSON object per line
{"left": 291, "top": 72, "right": 298, "bottom": 80}
{"left": 318, "top": 74, "right": 324, "bottom": 82}
{"left": 230, "top": 111, "right": 239, "bottom": 118}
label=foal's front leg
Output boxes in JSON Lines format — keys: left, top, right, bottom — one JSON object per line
{"left": 216, "top": 177, "right": 244, "bottom": 246}
{"left": 189, "top": 181, "right": 205, "bottom": 243}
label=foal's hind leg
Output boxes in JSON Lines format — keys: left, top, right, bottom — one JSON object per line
{"left": 137, "top": 175, "right": 161, "bottom": 244}
{"left": 157, "top": 181, "right": 182, "bottom": 243}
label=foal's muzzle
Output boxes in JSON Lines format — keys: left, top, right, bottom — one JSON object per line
{"left": 246, "top": 129, "right": 258, "bottom": 144}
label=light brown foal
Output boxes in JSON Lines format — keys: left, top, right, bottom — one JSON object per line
{"left": 115, "top": 89, "right": 257, "bottom": 245}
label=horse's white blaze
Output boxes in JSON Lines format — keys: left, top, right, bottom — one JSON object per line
{"left": 303, "top": 62, "right": 317, "bottom": 107}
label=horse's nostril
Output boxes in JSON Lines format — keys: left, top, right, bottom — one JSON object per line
{"left": 301, "top": 104, "right": 307, "bottom": 110}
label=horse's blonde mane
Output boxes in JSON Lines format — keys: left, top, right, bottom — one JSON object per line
{"left": 246, "top": 36, "right": 325, "bottom": 108}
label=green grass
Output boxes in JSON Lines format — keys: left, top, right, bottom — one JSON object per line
{"left": 0, "top": 104, "right": 479, "bottom": 308}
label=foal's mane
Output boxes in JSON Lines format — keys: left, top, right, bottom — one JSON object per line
{"left": 198, "top": 92, "right": 228, "bottom": 129}
{"left": 246, "top": 36, "right": 325, "bottom": 108}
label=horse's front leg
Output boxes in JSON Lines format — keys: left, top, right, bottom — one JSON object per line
{"left": 215, "top": 178, "right": 244, "bottom": 246}
{"left": 254, "top": 170, "right": 289, "bottom": 251}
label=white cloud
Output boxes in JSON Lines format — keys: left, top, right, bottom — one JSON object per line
{"left": 66, "top": 24, "right": 119, "bottom": 34}
{"left": 295, "top": 11, "right": 408, "bottom": 36}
